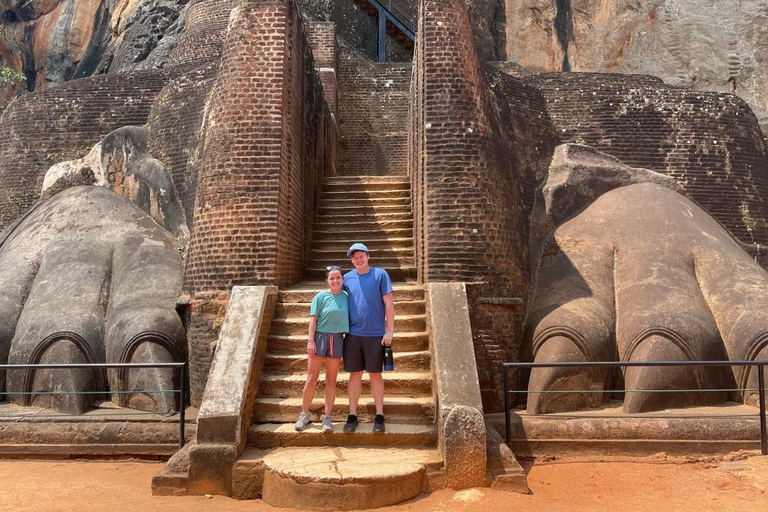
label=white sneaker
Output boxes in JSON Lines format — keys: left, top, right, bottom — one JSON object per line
{"left": 294, "top": 412, "right": 310, "bottom": 431}
{"left": 321, "top": 415, "right": 333, "bottom": 432}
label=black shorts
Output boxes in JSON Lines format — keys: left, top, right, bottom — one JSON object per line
{"left": 343, "top": 334, "right": 384, "bottom": 373}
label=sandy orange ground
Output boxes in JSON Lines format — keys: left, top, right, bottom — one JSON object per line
{"left": 0, "top": 454, "right": 766, "bottom": 512}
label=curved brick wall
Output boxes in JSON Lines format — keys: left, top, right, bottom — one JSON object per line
{"left": 524, "top": 72, "right": 768, "bottom": 245}
{"left": 168, "top": 0, "right": 233, "bottom": 68}
{"left": 148, "top": 63, "right": 220, "bottom": 229}
{"left": 0, "top": 70, "right": 171, "bottom": 230}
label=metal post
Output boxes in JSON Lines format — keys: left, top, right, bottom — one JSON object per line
{"left": 758, "top": 364, "right": 767, "bottom": 456}
{"left": 503, "top": 364, "right": 510, "bottom": 446}
{"left": 179, "top": 363, "right": 187, "bottom": 449}
{"left": 378, "top": 9, "right": 387, "bottom": 62}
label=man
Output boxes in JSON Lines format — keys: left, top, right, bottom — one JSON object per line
{"left": 342, "top": 242, "right": 394, "bottom": 433}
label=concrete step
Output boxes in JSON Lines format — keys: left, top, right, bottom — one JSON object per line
{"left": 314, "top": 218, "right": 413, "bottom": 230}
{"left": 304, "top": 266, "right": 417, "bottom": 281}
{"left": 258, "top": 370, "right": 432, "bottom": 397}
{"left": 321, "top": 176, "right": 410, "bottom": 187}
{"left": 317, "top": 204, "right": 412, "bottom": 216}
{"left": 247, "top": 422, "right": 437, "bottom": 449}
{"left": 310, "top": 245, "right": 413, "bottom": 257}
{"left": 256, "top": 446, "right": 438, "bottom": 509}
{"left": 314, "top": 211, "right": 414, "bottom": 222}
{"left": 320, "top": 189, "right": 411, "bottom": 203}
{"left": 278, "top": 283, "right": 424, "bottom": 303}
{"left": 263, "top": 350, "right": 430, "bottom": 372}
{"left": 252, "top": 396, "right": 436, "bottom": 424}
{"left": 314, "top": 227, "right": 414, "bottom": 239}
{"left": 267, "top": 331, "right": 429, "bottom": 354}
{"left": 311, "top": 237, "right": 414, "bottom": 251}
{"left": 308, "top": 255, "right": 414, "bottom": 267}
{"left": 275, "top": 299, "right": 425, "bottom": 317}
{"left": 270, "top": 315, "right": 426, "bottom": 335}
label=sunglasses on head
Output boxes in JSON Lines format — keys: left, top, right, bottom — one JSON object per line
{"left": 326, "top": 265, "right": 341, "bottom": 271}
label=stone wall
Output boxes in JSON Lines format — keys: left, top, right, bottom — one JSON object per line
{"left": 338, "top": 43, "right": 410, "bottom": 176}
{"left": 148, "top": 63, "right": 221, "bottom": 230}
{"left": 184, "top": 0, "right": 337, "bottom": 403}
{"left": 525, "top": 72, "right": 768, "bottom": 245}
{"left": 168, "top": 0, "right": 233, "bottom": 68}
{"left": 0, "top": 70, "right": 171, "bottom": 230}
{"left": 410, "top": 0, "right": 531, "bottom": 411}
{"left": 306, "top": 21, "right": 338, "bottom": 116}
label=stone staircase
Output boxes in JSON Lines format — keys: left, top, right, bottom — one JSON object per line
{"left": 236, "top": 176, "right": 442, "bottom": 508}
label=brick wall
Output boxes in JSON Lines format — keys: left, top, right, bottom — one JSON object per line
{"left": 306, "top": 21, "right": 339, "bottom": 117}
{"left": 168, "top": 0, "right": 233, "bottom": 68}
{"left": 184, "top": 0, "right": 337, "bottom": 403}
{"left": 410, "top": 0, "right": 532, "bottom": 411}
{"left": 524, "top": 73, "right": 768, "bottom": 245}
{"left": 338, "top": 42, "right": 410, "bottom": 176}
{"left": 147, "top": 63, "right": 220, "bottom": 230}
{"left": 0, "top": 70, "right": 172, "bottom": 231}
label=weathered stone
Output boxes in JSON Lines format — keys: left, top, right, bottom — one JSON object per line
{"left": 0, "top": 0, "right": 186, "bottom": 96}
{"left": 0, "top": 186, "right": 184, "bottom": 414}
{"left": 427, "top": 282, "right": 487, "bottom": 488}
{"left": 186, "top": 442, "right": 238, "bottom": 496}
{"left": 42, "top": 125, "right": 190, "bottom": 245}
{"left": 505, "top": 0, "right": 768, "bottom": 134}
{"left": 485, "top": 425, "right": 529, "bottom": 493}
{"left": 525, "top": 145, "right": 768, "bottom": 414}
{"left": 261, "top": 446, "right": 433, "bottom": 510}
{"left": 196, "top": 286, "right": 277, "bottom": 450}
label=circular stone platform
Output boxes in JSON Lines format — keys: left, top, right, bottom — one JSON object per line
{"left": 261, "top": 446, "right": 439, "bottom": 510}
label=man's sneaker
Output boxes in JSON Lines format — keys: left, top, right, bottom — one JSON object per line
{"left": 373, "top": 414, "right": 386, "bottom": 433}
{"left": 294, "top": 412, "right": 310, "bottom": 431}
{"left": 321, "top": 414, "right": 333, "bottom": 432}
{"left": 343, "top": 414, "right": 358, "bottom": 433}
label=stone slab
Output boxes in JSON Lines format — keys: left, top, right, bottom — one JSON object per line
{"left": 197, "top": 285, "right": 277, "bottom": 447}
{"left": 260, "top": 446, "right": 439, "bottom": 510}
{"left": 247, "top": 422, "right": 436, "bottom": 449}
{"left": 487, "top": 401, "right": 767, "bottom": 457}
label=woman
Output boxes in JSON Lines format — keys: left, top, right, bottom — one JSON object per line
{"left": 294, "top": 265, "right": 349, "bottom": 432}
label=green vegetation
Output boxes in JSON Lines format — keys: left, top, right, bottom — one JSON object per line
{"left": 0, "top": 26, "right": 26, "bottom": 87}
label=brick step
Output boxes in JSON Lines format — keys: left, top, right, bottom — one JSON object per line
{"left": 314, "top": 227, "right": 414, "bottom": 239}
{"left": 304, "top": 266, "right": 417, "bottom": 281}
{"left": 247, "top": 422, "right": 436, "bottom": 449}
{"left": 310, "top": 247, "right": 413, "bottom": 261}
{"left": 314, "top": 211, "right": 414, "bottom": 222}
{"left": 321, "top": 189, "right": 411, "bottom": 200}
{"left": 270, "top": 315, "right": 425, "bottom": 335}
{"left": 310, "top": 237, "right": 414, "bottom": 251}
{"left": 275, "top": 299, "right": 425, "bottom": 317}
{"left": 258, "top": 370, "right": 432, "bottom": 397}
{"left": 314, "top": 218, "right": 413, "bottom": 230}
{"left": 317, "top": 204, "right": 412, "bottom": 216}
{"left": 263, "top": 350, "right": 430, "bottom": 372}
{"left": 252, "top": 396, "right": 435, "bottom": 424}
{"left": 268, "top": 332, "right": 429, "bottom": 354}
{"left": 278, "top": 283, "right": 424, "bottom": 303}
{"left": 321, "top": 176, "right": 410, "bottom": 187}
{"left": 319, "top": 196, "right": 412, "bottom": 208}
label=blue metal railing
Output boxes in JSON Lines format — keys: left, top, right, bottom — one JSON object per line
{"left": 0, "top": 362, "right": 188, "bottom": 448}
{"left": 502, "top": 360, "right": 768, "bottom": 455}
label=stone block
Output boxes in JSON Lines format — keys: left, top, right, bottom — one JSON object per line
{"left": 186, "top": 443, "right": 238, "bottom": 496}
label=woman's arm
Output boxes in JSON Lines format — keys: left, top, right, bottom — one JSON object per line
{"left": 307, "top": 315, "right": 318, "bottom": 357}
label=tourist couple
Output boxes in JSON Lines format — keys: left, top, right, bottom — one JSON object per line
{"left": 294, "top": 242, "right": 394, "bottom": 433}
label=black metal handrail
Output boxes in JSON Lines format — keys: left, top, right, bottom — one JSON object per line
{"left": 502, "top": 360, "right": 767, "bottom": 456}
{"left": 0, "top": 362, "right": 188, "bottom": 448}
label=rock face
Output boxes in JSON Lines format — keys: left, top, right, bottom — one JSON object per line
{"left": 505, "top": 0, "right": 768, "bottom": 134}
{"left": 525, "top": 144, "right": 768, "bottom": 414}
{"left": 0, "top": 0, "right": 186, "bottom": 93}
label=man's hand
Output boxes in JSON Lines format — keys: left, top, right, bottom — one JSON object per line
{"left": 382, "top": 332, "right": 393, "bottom": 346}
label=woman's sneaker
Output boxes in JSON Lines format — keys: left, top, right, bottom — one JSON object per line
{"left": 321, "top": 415, "right": 333, "bottom": 432}
{"left": 373, "top": 414, "right": 386, "bottom": 433}
{"left": 294, "top": 412, "right": 311, "bottom": 431}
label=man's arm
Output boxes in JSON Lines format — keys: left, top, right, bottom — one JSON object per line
{"left": 382, "top": 292, "right": 394, "bottom": 346}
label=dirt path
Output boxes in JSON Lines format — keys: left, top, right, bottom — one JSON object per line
{"left": 0, "top": 454, "right": 766, "bottom": 512}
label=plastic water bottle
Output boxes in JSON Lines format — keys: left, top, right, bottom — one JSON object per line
{"left": 383, "top": 346, "right": 394, "bottom": 372}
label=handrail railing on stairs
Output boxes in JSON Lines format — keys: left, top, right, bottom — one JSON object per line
{"left": 359, "top": 0, "right": 418, "bottom": 62}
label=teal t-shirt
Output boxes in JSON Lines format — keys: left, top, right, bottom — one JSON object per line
{"left": 310, "top": 290, "right": 350, "bottom": 333}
